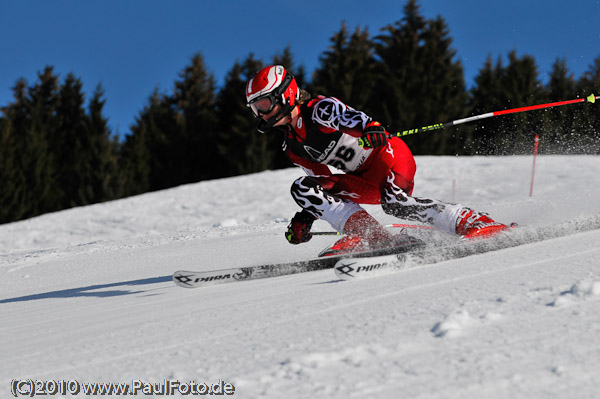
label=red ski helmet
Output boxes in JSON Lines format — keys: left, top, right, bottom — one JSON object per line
{"left": 246, "top": 65, "right": 299, "bottom": 133}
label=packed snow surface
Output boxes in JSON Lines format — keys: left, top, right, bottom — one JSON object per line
{"left": 2, "top": 155, "right": 600, "bottom": 398}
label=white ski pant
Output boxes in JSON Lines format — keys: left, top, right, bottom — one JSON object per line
{"left": 290, "top": 174, "right": 463, "bottom": 235}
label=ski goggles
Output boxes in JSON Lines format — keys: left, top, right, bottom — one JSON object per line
{"left": 248, "top": 94, "right": 278, "bottom": 117}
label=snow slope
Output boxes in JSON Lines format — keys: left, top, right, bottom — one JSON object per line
{"left": 2, "top": 155, "right": 600, "bottom": 399}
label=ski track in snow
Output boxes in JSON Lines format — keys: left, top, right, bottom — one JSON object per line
{"left": 1, "top": 155, "right": 600, "bottom": 399}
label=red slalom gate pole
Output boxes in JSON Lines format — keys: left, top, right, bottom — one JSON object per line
{"left": 394, "top": 93, "right": 598, "bottom": 138}
{"left": 530, "top": 134, "right": 540, "bottom": 197}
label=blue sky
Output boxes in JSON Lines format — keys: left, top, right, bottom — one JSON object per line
{"left": 1, "top": 0, "right": 599, "bottom": 137}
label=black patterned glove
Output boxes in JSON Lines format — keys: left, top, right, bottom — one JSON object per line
{"left": 359, "top": 121, "right": 388, "bottom": 148}
{"left": 285, "top": 210, "right": 316, "bottom": 244}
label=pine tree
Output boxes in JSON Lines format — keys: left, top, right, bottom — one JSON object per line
{"left": 51, "top": 73, "right": 122, "bottom": 209}
{"left": 123, "top": 53, "right": 219, "bottom": 192}
{"left": 55, "top": 73, "right": 92, "bottom": 208}
{"left": 311, "top": 22, "right": 376, "bottom": 111}
{"left": 15, "top": 69, "right": 59, "bottom": 217}
{"left": 548, "top": 58, "right": 577, "bottom": 101}
{"left": 419, "top": 15, "right": 468, "bottom": 154}
{"left": 500, "top": 51, "right": 545, "bottom": 154}
{"left": 470, "top": 57, "right": 506, "bottom": 112}
{"left": 273, "top": 45, "right": 307, "bottom": 88}
{"left": 468, "top": 56, "right": 505, "bottom": 154}
{"left": 470, "top": 51, "right": 544, "bottom": 154}
{"left": 0, "top": 67, "right": 124, "bottom": 224}
{"left": 0, "top": 115, "right": 21, "bottom": 223}
{"left": 372, "top": 1, "right": 427, "bottom": 130}
{"left": 574, "top": 55, "right": 600, "bottom": 153}
{"left": 372, "top": 0, "right": 467, "bottom": 155}
{"left": 173, "top": 53, "right": 218, "bottom": 182}
{"left": 215, "top": 55, "right": 273, "bottom": 176}
{"left": 86, "top": 85, "right": 123, "bottom": 202}
{"left": 119, "top": 96, "right": 154, "bottom": 196}
{"left": 543, "top": 58, "right": 578, "bottom": 152}
{"left": 126, "top": 89, "right": 178, "bottom": 192}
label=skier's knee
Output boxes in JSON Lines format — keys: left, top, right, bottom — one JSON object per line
{"left": 291, "top": 176, "right": 317, "bottom": 203}
{"left": 290, "top": 176, "right": 325, "bottom": 214}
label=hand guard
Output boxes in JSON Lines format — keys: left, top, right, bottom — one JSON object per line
{"left": 285, "top": 210, "right": 316, "bottom": 244}
{"left": 359, "top": 121, "right": 388, "bottom": 148}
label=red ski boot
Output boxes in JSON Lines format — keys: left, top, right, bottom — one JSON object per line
{"left": 455, "top": 208, "right": 508, "bottom": 239}
{"left": 344, "top": 210, "right": 395, "bottom": 247}
{"left": 319, "top": 235, "right": 367, "bottom": 257}
{"left": 320, "top": 211, "right": 403, "bottom": 257}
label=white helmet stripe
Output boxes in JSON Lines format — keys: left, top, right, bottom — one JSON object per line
{"left": 246, "top": 65, "right": 284, "bottom": 102}
{"left": 246, "top": 77, "right": 254, "bottom": 96}
{"left": 264, "top": 66, "right": 280, "bottom": 92}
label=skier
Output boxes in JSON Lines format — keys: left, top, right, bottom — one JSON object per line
{"left": 245, "top": 65, "right": 508, "bottom": 253}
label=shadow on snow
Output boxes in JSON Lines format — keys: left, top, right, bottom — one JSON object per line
{"left": 0, "top": 275, "right": 172, "bottom": 304}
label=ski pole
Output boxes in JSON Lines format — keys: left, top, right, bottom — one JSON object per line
{"left": 313, "top": 223, "right": 434, "bottom": 236}
{"left": 394, "top": 93, "right": 598, "bottom": 138}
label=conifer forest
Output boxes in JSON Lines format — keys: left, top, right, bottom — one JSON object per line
{"left": 2, "top": 1, "right": 599, "bottom": 224}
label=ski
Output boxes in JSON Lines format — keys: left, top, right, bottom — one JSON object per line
{"left": 333, "top": 227, "right": 522, "bottom": 281}
{"left": 174, "top": 215, "right": 600, "bottom": 288}
{"left": 173, "top": 257, "right": 337, "bottom": 288}
{"left": 334, "top": 253, "right": 410, "bottom": 280}
{"left": 333, "top": 216, "right": 600, "bottom": 281}
{"left": 173, "top": 242, "right": 422, "bottom": 288}
{"left": 332, "top": 234, "right": 517, "bottom": 281}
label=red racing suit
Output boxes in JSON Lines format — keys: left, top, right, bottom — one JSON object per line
{"left": 284, "top": 95, "right": 416, "bottom": 204}
{"left": 284, "top": 95, "right": 463, "bottom": 234}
